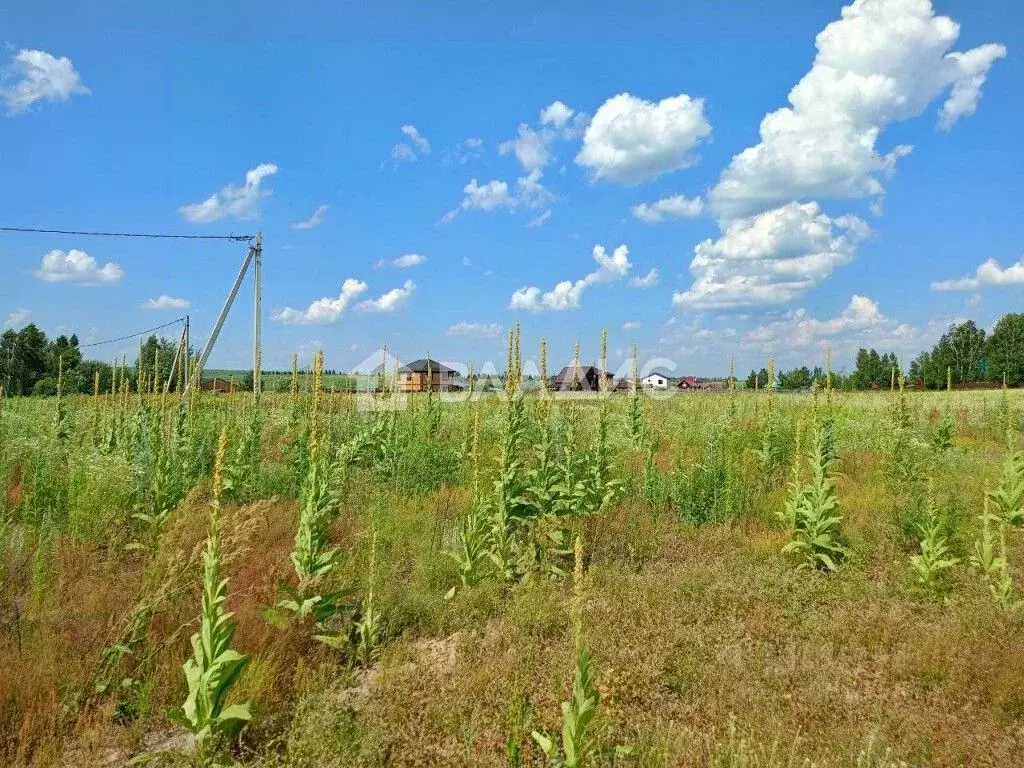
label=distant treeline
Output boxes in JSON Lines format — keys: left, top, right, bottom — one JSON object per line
{"left": 3, "top": 312, "right": 1022, "bottom": 397}
{"left": 745, "top": 313, "right": 1024, "bottom": 391}
{"left": 0, "top": 328, "right": 185, "bottom": 396}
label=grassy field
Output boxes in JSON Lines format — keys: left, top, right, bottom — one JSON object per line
{"left": 2, "top": 350, "right": 1023, "bottom": 767}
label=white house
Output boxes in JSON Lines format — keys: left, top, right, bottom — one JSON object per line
{"left": 642, "top": 372, "right": 670, "bottom": 390}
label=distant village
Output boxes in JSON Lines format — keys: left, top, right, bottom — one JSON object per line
{"left": 380, "top": 358, "right": 724, "bottom": 394}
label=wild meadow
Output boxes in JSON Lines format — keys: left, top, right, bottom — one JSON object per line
{"left": 2, "top": 329, "right": 1023, "bottom": 768}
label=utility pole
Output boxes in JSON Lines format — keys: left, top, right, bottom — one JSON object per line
{"left": 253, "top": 232, "right": 262, "bottom": 397}
{"left": 183, "top": 315, "right": 190, "bottom": 392}
{"left": 186, "top": 234, "right": 262, "bottom": 394}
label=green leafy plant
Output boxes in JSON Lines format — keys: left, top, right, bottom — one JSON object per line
{"left": 987, "top": 431, "right": 1024, "bottom": 527}
{"left": 782, "top": 423, "right": 848, "bottom": 572}
{"left": 531, "top": 535, "right": 629, "bottom": 766}
{"left": 909, "top": 484, "right": 959, "bottom": 598}
{"left": 166, "top": 429, "right": 252, "bottom": 760}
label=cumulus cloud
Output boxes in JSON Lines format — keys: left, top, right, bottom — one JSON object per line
{"left": 630, "top": 268, "right": 660, "bottom": 288}
{"left": 499, "top": 101, "right": 586, "bottom": 175}
{"left": 632, "top": 195, "right": 704, "bottom": 223}
{"left": 356, "top": 280, "right": 415, "bottom": 313}
{"left": 540, "top": 100, "right": 575, "bottom": 128}
{"left": 708, "top": 0, "right": 1005, "bottom": 219}
{"left": 931, "top": 257, "right": 1024, "bottom": 291}
{"left": 274, "top": 279, "right": 368, "bottom": 324}
{"left": 447, "top": 321, "right": 503, "bottom": 338}
{"left": 4, "top": 308, "right": 31, "bottom": 329}
{"left": 622, "top": 320, "right": 641, "bottom": 331}
{"left": 1, "top": 49, "right": 89, "bottom": 114}
{"left": 36, "top": 249, "right": 123, "bottom": 285}
{"left": 510, "top": 244, "right": 631, "bottom": 311}
{"left": 672, "top": 202, "right": 870, "bottom": 309}
{"left": 441, "top": 169, "right": 553, "bottom": 223}
{"left": 180, "top": 164, "right": 278, "bottom": 223}
{"left": 500, "top": 124, "right": 551, "bottom": 172}
{"left": 291, "top": 204, "right": 329, "bottom": 230}
{"left": 575, "top": 92, "right": 711, "bottom": 184}
{"left": 140, "top": 295, "right": 190, "bottom": 310}
{"left": 401, "top": 124, "right": 431, "bottom": 154}
{"left": 391, "top": 125, "right": 431, "bottom": 164}
{"left": 741, "top": 295, "right": 915, "bottom": 351}
{"left": 376, "top": 253, "right": 426, "bottom": 269}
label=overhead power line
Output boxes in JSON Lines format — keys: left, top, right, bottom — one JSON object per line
{"left": 0, "top": 226, "right": 253, "bottom": 242}
{"left": 78, "top": 317, "right": 187, "bottom": 349}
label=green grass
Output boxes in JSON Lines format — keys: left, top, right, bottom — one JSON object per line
{"left": 0, "top": 383, "right": 1022, "bottom": 766}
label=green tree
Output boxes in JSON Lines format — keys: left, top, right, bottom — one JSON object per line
{"left": 135, "top": 335, "right": 181, "bottom": 391}
{"left": 0, "top": 324, "right": 49, "bottom": 395}
{"left": 987, "top": 313, "right": 1024, "bottom": 386}
{"left": 745, "top": 368, "right": 769, "bottom": 389}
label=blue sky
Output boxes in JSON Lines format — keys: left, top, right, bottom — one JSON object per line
{"left": 1, "top": 0, "right": 1021, "bottom": 377}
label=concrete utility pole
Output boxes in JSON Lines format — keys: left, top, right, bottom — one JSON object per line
{"left": 253, "top": 232, "right": 262, "bottom": 397}
{"left": 185, "top": 233, "right": 262, "bottom": 395}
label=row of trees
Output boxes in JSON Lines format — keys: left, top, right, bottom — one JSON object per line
{"left": 0, "top": 325, "right": 183, "bottom": 396}
{"left": 742, "top": 313, "right": 1023, "bottom": 392}
{"left": 910, "top": 314, "right": 1024, "bottom": 389}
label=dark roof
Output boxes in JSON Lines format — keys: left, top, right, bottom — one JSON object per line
{"left": 398, "top": 358, "right": 455, "bottom": 374}
{"left": 646, "top": 368, "right": 676, "bottom": 379}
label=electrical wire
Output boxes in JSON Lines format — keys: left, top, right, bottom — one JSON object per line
{"left": 0, "top": 226, "right": 253, "bottom": 242}
{"left": 78, "top": 317, "right": 186, "bottom": 348}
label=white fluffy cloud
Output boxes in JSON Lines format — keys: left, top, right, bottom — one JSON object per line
{"left": 672, "top": 202, "right": 869, "bottom": 309}
{"left": 356, "top": 280, "right": 415, "bottom": 313}
{"left": 376, "top": 253, "right": 426, "bottom": 269}
{"left": 274, "top": 279, "right": 368, "bottom": 324}
{"left": 499, "top": 101, "right": 585, "bottom": 173}
{"left": 500, "top": 124, "right": 551, "bottom": 172}
{"left": 140, "top": 295, "right": 190, "bottom": 310}
{"left": 632, "top": 195, "right": 704, "bottom": 223}
{"left": 630, "top": 268, "right": 659, "bottom": 288}
{"left": 622, "top": 320, "right": 641, "bottom": 331}
{"left": 931, "top": 257, "right": 1024, "bottom": 291}
{"left": 391, "top": 125, "right": 431, "bottom": 163}
{"left": 742, "top": 295, "right": 914, "bottom": 351}
{"left": 180, "top": 164, "right": 278, "bottom": 223}
{"left": 540, "top": 100, "right": 575, "bottom": 128}
{"left": 510, "top": 244, "right": 631, "bottom": 311}
{"left": 36, "top": 249, "right": 123, "bottom": 285}
{"left": 291, "top": 204, "right": 329, "bottom": 230}
{"left": 3, "top": 308, "right": 31, "bottom": 329}
{"left": 442, "top": 169, "right": 552, "bottom": 223}
{"left": 447, "top": 321, "right": 503, "bottom": 338}
{"left": 708, "top": 0, "right": 1005, "bottom": 219}
{"left": 401, "top": 124, "right": 431, "bottom": 154}
{"left": 575, "top": 92, "right": 711, "bottom": 184}
{"left": 1, "top": 49, "right": 89, "bottom": 114}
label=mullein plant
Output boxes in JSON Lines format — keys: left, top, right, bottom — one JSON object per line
{"left": 909, "top": 481, "right": 959, "bottom": 598}
{"left": 627, "top": 344, "right": 644, "bottom": 447}
{"left": 532, "top": 535, "right": 630, "bottom": 766}
{"left": 277, "top": 351, "right": 352, "bottom": 635}
{"left": 777, "top": 421, "right": 805, "bottom": 530}
{"left": 166, "top": 428, "right": 252, "bottom": 761}
{"left": 782, "top": 421, "right": 848, "bottom": 572}
{"left": 488, "top": 323, "right": 529, "bottom": 582}
{"left": 53, "top": 355, "right": 69, "bottom": 444}
{"left": 987, "top": 426, "right": 1024, "bottom": 527}
{"left": 753, "top": 357, "right": 782, "bottom": 481}
{"left": 971, "top": 500, "right": 1022, "bottom": 613}
{"left": 446, "top": 407, "right": 491, "bottom": 597}
{"left": 351, "top": 508, "right": 383, "bottom": 665}
{"left": 930, "top": 367, "right": 956, "bottom": 452}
